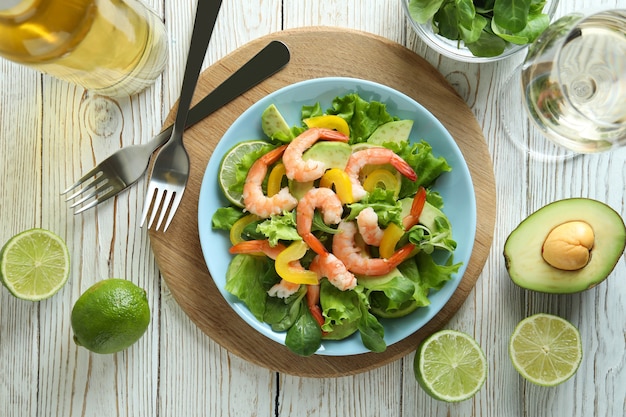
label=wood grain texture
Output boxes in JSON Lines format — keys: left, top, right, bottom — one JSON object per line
{"left": 147, "top": 27, "right": 496, "bottom": 377}
{"left": 1, "top": 0, "right": 624, "bottom": 415}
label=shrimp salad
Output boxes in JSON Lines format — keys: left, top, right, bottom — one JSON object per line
{"left": 211, "top": 93, "right": 461, "bottom": 356}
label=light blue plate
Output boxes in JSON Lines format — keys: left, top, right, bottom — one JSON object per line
{"left": 197, "top": 77, "right": 476, "bottom": 356}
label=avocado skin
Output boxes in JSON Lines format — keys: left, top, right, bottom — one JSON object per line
{"left": 503, "top": 198, "right": 626, "bottom": 294}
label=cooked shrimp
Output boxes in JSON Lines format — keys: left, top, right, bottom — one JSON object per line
{"left": 345, "top": 147, "right": 417, "bottom": 201}
{"left": 332, "top": 221, "right": 415, "bottom": 276}
{"left": 356, "top": 207, "right": 384, "bottom": 246}
{"left": 267, "top": 280, "right": 301, "bottom": 299}
{"left": 305, "top": 283, "right": 326, "bottom": 330}
{"left": 402, "top": 186, "right": 427, "bottom": 230}
{"left": 243, "top": 144, "right": 298, "bottom": 218}
{"left": 296, "top": 187, "right": 343, "bottom": 256}
{"left": 229, "top": 240, "right": 301, "bottom": 299}
{"left": 294, "top": 188, "right": 357, "bottom": 291}
{"left": 310, "top": 253, "right": 357, "bottom": 291}
{"left": 283, "top": 127, "right": 350, "bottom": 182}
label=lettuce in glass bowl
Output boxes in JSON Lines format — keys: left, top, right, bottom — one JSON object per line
{"left": 403, "top": 0, "right": 559, "bottom": 62}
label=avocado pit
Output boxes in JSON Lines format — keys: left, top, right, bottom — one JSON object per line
{"left": 503, "top": 198, "right": 626, "bottom": 294}
{"left": 542, "top": 221, "right": 594, "bottom": 271}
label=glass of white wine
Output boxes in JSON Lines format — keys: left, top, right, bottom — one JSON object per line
{"left": 520, "top": 9, "right": 626, "bottom": 155}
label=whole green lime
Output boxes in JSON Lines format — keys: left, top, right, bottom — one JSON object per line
{"left": 71, "top": 279, "right": 150, "bottom": 354}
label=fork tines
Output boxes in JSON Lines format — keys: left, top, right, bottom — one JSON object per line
{"left": 139, "top": 183, "right": 185, "bottom": 232}
{"left": 62, "top": 170, "right": 118, "bottom": 214}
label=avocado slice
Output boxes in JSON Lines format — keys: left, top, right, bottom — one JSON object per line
{"left": 261, "top": 104, "right": 293, "bottom": 139}
{"left": 367, "top": 120, "right": 413, "bottom": 146}
{"left": 302, "top": 141, "right": 352, "bottom": 170}
{"left": 399, "top": 198, "right": 447, "bottom": 231}
{"left": 504, "top": 198, "right": 626, "bottom": 293}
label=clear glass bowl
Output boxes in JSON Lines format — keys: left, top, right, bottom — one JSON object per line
{"left": 402, "top": 0, "right": 560, "bottom": 63}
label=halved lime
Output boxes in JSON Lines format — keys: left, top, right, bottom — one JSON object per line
{"left": 509, "top": 313, "right": 582, "bottom": 386}
{"left": 0, "top": 228, "right": 70, "bottom": 301}
{"left": 218, "top": 140, "right": 272, "bottom": 207}
{"left": 414, "top": 330, "right": 487, "bottom": 402}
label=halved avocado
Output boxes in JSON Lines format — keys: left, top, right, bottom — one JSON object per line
{"left": 504, "top": 198, "right": 626, "bottom": 293}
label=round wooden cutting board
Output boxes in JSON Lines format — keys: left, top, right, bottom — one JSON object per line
{"left": 148, "top": 27, "right": 496, "bottom": 377}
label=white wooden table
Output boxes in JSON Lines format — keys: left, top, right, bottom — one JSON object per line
{"left": 1, "top": 0, "right": 624, "bottom": 416}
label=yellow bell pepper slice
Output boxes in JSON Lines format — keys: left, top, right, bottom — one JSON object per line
{"left": 319, "top": 168, "right": 354, "bottom": 204}
{"left": 362, "top": 168, "right": 400, "bottom": 197}
{"left": 379, "top": 223, "right": 405, "bottom": 259}
{"left": 303, "top": 115, "right": 350, "bottom": 136}
{"left": 267, "top": 162, "right": 287, "bottom": 197}
{"left": 275, "top": 241, "right": 319, "bottom": 285}
{"left": 229, "top": 214, "right": 261, "bottom": 246}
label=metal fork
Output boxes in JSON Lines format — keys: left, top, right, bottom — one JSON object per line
{"left": 62, "top": 39, "right": 290, "bottom": 214}
{"left": 139, "top": 0, "right": 222, "bottom": 231}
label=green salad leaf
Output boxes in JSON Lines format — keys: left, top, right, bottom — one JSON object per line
{"left": 388, "top": 139, "right": 452, "bottom": 196}
{"left": 324, "top": 93, "right": 398, "bottom": 144}
{"left": 263, "top": 287, "right": 306, "bottom": 332}
{"left": 224, "top": 254, "right": 276, "bottom": 321}
{"left": 285, "top": 302, "right": 323, "bottom": 356}
{"left": 347, "top": 188, "right": 404, "bottom": 228}
{"left": 256, "top": 211, "right": 301, "bottom": 246}
{"left": 408, "top": 0, "right": 550, "bottom": 57}
{"left": 211, "top": 207, "right": 244, "bottom": 230}
{"left": 493, "top": 0, "right": 531, "bottom": 32}
{"left": 319, "top": 279, "right": 362, "bottom": 339}
{"left": 357, "top": 303, "right": 387, "bottom": 353}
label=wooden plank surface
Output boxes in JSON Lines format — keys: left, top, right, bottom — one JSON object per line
{"left": 1, "top": 0, "right": 624, "bottom": 415}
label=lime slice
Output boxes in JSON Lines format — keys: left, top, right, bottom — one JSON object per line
{"left": 218, "top": 140, "right": 272, "bottom": 207}
{"left": 414, "top": 330, "right": 487, "bottom": 402}
{"left": 0, "top": 228, "right": 70, "bottom": 301}
{"left": 509, "top": 313, "right": 582, "bottom": 386}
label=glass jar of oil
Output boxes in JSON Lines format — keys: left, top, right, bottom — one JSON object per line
{"left": 0, "top": 0, "right": 168, "bottom": 97}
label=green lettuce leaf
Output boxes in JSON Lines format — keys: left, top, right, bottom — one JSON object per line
{"left": 384, "top": 140, "right": 451, "bottom": 198}
{"left": 263, "top": 287, "right": 307, "bottom": 332}
{"left": 256, "top": 211, "right": 301, "bottom": 246}
{"left": 324, "top": 93, "right": 397, "bottom": 143}
{"left": 346, "top": 188, "right": 404, "bottom": 227}
{"left": 409, "top": 0, "right": 446, "bottom": 24}
{"left": 224, "top": 254, "right": 277, "bottom": 321}
{"left": 356, "top": 289, "right": 386, "bottom": 352}
{"left": 412, "top": 250, "right": 462, "bottom": 290}
{"left": 211, "top": 206, "right": 244, "bottom": 230}
{"left": 396, "top": 259, "right": 432, "bottom": 307}
{"left": 407, "top": 214, "right": 457, "bottom": 254}
{"left": 285, "top": 302, "right": 323, "bottom": 356}
{"left": 319, "top": 279, "right": 361, "bottom": 339}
